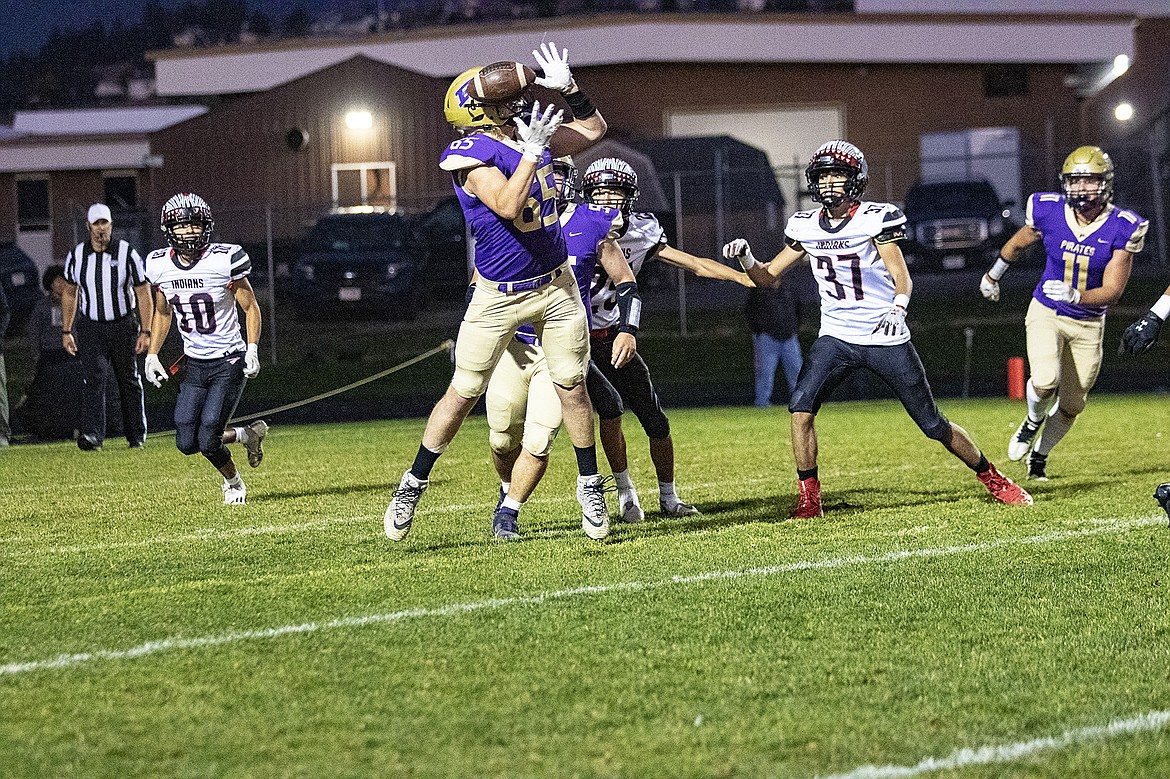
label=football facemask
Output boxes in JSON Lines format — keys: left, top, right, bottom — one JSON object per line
{"left": 583, "top": 158, "right": 639, "bottom": 214}
{"left": 552, "top": 156, "right": 580, "bottom": 201}
{"left": 161, "top": 193, "right": 214, "bottom": 256}
{"left": 806, "top": 140, "right": 869, "bottom": 208}
{"left": 1061, "top": 145, "right": 1114, "bottom": 214}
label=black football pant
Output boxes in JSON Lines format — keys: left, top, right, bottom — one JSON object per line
{"left": 586, "top": 333, "right": 671, "bottom": 440}
{"left": 174, "top": 353, "right": 247, "bottom": 469}
{"left": 76, "top": 316, "right": 146, "bottom": 445}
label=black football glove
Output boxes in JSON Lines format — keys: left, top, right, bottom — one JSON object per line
{"left": 1119, "top": 311, "right": 1163, "bottom": 356}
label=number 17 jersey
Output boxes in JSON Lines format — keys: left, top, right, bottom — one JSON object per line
{"left": 144, "top": 244, "right": 251, "bottom": 359}
{"left": 785, "top": 201, "right": 909, "bottom": 346}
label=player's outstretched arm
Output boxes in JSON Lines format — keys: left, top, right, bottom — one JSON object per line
{"left": 657, "top": 245, "right": 754, "bottom": 287}
{"left": 722, "top": 239, "right": 804, "bottom": 288}
{"left": 534, "top": 41, "right": 607, "bottom": 158}
{"left": 981, "top": 225, "right": 1040, "bottom": 302}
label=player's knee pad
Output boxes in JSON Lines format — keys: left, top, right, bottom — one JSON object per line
{"left": 639, "top": 410, "right": 670, "bottom": 440}
{"left": 489, "top": 427, "right": 520, "bottom": 456}
{"left": 923, "top": 416, "right": 953, "bottom": 443}
{"left": 1053, "top": 405, "right": 1081, "bottom": 424}
{"left": 175, "top": 433, "right": 200, "bottom": 456}
{"left": 522, "top": 423, "right": 559, "bottom": 459}
{"left": 201, "top": 444, "right": 231, "bottom": 470}
{"left": 450, "top": 366, "right": 488, "bottom": 400}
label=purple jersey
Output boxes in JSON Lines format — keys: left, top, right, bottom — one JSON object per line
{"left": 1029, "top": 192, "right": 1148, "bottom": 320}
{"left": 439, "top": 132, "right": 565, "bottom": 282}
{"left": 516, "top": 202, "right": 622, "bottom": 345}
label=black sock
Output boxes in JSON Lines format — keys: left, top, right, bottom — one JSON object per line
{"left": 972, "top": 454, "right": 990, "bottom": 474}
{"left": 411, "top": 444, "right": 442, "bottom": 481}
{"left": 575, "top": 445, "right": 599, "bottom": 477}
{"left": 797, "top": 467, "right": 818, "bottom": 482}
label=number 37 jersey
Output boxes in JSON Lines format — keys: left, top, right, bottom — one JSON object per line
{"left": 785, "top": 201, "right": 909, "bottom": 346}
{"left": 144, "top": 244, "right": 251, "bottom": 359}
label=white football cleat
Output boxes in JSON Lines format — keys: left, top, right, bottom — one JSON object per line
{"left": 384, "top": 470, "right": 428, "bottom": 541}
{"left": 1008, "top": 416, "right": 1042, "bottom": 461}
{"left": 618, "top": 487, "right": 644, "bottom": 524}
{"left": 660, "top": 498, "right": 700, "bottom": 517}
{"left": 223, "top": 480, "right": 247, "bottom": 505}
{"left": 577, "top": 475, "right": 611, "bottom": 540}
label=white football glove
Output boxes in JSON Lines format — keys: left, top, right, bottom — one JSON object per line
{"left": 1042, "top": 279, "right": 1081, "bottom": 304}
{"left": 244, "top": 343, "right": 260, "bottom": 378}
{"left": 514, "top": 100, "right": 564, "bottom": 160}
{"left": 722, "top": 238, "right": 759, "bottom": 271}
{"left": 533, "top": 42, "right": 574, "bottom": 93}
{"left": 979, "top": 273, "right": 1001, "bottom": 303}
{"left": 873, "top": 305, "right": 908, "bottom": 337}
{"left": 144, "top": 353, "right": 168, "bottom": 388}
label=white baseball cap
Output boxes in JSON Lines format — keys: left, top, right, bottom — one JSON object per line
{"left": 87, "top": 203, "right": 112, "bottom": 224}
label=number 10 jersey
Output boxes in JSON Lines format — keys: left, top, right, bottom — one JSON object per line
{"left": 144, "top": 244, "right": 251, "bottom": 359}
{"left": 785, "top": 201, "right": 909, "bottom": 346}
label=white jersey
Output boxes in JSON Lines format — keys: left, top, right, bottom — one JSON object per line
{"left": 785, "top": 201, "right": 909, "bottom": 346}
{"left": 589, "top": 211, "right": 665, "bottom": 330}
{"left": 144, "top": 243, "right": 251, "bottom": 359}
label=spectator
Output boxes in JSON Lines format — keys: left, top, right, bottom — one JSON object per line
{"left": 746, "top": 270, "right": 805, "bottom": 408}
{"left": 61, "top": 203, "right": 153, "bottom": 451}
{"left": 0, "top": 281, "right": 9, "bottom": 447}
{"left": 21, "top": 266, "right": 84, "bottom": 439}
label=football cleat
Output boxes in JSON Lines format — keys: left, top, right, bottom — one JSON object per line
{"left": 1026, "top": 450, "right": 1049, "bottom": 481}
{"left": 792, "top": 477, "right": 824, "bottom": 519}
{"left": 491, "top": 507, "right": 521, "bottom": 541}
{"left": 976, "top": 464, "right": 1033, "bottom": 505}
{"left": 222, "top": 480, "right": 246, "bottom": 505}
{"left": 1008, "top": 416, "right": 1043, "bottom": 461}
{"left": 244, "top": 420, "right": 268, "bottom": 468}
{"left": 618, "top": 487, "right": 645, "bottom": 524}
{"left": 1155, "top": 483, "right": 1170, "bottom": 526}
{"left": 660, "top": 499, "right": 700, "bottom": 517}
{"left": 577, "top": 475, "right": 612, "bottom": 540}
{"left": 384, "top": 471, "right": 428, "bottom": 541}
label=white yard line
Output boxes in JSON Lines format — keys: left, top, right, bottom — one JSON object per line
{"left": 1, "top": 517, "right": 1159, "bottom": 677}
{"left": 817, "top": 709, "right": 1170, "bottom": 779}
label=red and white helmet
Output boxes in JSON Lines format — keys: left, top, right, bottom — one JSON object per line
{"left": 582, "top": 157, "right": 639, "bottom": 214}
{"left": 805, "top": 140, "right": 869, "bottom": 207}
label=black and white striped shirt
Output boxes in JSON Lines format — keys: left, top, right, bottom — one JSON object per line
{"left": 64, "top": 239, "right": 147, "bottom": 322}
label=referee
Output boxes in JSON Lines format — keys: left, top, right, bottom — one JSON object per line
{"left": 62, "top": 203, "right": 153, "bottom": 451}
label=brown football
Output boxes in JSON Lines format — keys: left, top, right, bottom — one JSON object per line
{"left": 468, "top": 61, "right": 537, "bottom": 104}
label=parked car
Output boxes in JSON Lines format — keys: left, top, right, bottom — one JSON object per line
{"left": 411, "top": 196, "right": 469, "bottom": 302}
{"left": 901, "top": 180, "right": 1016, "bottom": 271}
{"left": 0, "top": 242, "right": 42, "bottom": 336}
{"left": 290, "top": 211, "right": 429, "bottom": 318}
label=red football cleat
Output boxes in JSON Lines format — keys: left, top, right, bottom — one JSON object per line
{"left": 976, "top": 463, "right": 1034, "bottom": 506}
{"left": 791, "top": 477, "right": 824, "bottom": 518}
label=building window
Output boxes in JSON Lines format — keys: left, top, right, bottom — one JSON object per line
{"left": 16, "top": 178, "right": 50, "bottom": 228}
{"left": 331, "top": 162, "right": 396, "bottom": 210}
{"left": 984, "top": 66, "right": 1029, "bottom": 98}
{"left": 103, "top": 174, "right": 139, "bottom": 212}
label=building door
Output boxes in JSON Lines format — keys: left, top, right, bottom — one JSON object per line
{"left": 16, "top": 177, "right": 52, "bottom": 273}
{"left": 665, "top": 105, "right": 844, "bottom": 218}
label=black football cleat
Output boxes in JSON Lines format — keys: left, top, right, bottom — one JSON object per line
{"left": 1155, "top": 483, "right": 1170, "bottom": 527}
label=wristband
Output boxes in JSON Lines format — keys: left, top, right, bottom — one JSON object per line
{"left": 62, "top": 329, "right": 73, "bottom": 335}
{"left": 1150, "top": 294, "right": 1170, "bottom": 320}
{"left": 893, "top": 293, "right": 910, "bottom": 310}
{"left": 563, "top": 89, "right": 596, "bottom": 120}
{"left": 140, "top": 330, "right": 151, "bottom": 336}
{"left": 738, "top": 255, "right": 760, "bottom": 272}
{"left": 987, "top": 256, "right": 1011, "bottom": 281}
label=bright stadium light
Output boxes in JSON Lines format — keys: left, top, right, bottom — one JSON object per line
{"left": 1112, "top": 54, "right": 1130, "bottom": 78}
{"left": 345, "top": 110, "right": 373, "bottom": 130}
{"left": 1115, "top": 102, "right": 1135, "bottom": 122}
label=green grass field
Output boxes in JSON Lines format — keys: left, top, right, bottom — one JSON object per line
{"left": 3, "top": 395, "right": 1170, "bottom": 777}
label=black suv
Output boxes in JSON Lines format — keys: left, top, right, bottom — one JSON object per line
{"left": 902, "top": 180, "right": 1016, "bottom": 271}
{"left": 291, "top": 211, "right": 429, "bottom": 319}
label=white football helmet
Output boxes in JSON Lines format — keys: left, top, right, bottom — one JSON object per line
{"left": 583, "top": 158, "right": 639, "bottom": 214}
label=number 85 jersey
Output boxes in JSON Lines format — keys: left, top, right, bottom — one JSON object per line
{"left": 144, "top": 244, "right": 251, "bottom": 359}
{"left": 785, "top": 201, "right": 909, "bottom": 346}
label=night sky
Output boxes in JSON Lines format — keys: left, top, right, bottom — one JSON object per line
{"left": 0, "top": 0, "right": 327, "bottom": 59}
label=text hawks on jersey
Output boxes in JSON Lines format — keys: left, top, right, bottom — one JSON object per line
{"left": 784, "top": 201, "right": 909, "bottom": 345}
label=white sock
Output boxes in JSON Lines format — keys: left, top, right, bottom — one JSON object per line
{"left": 613, "top": 469, "right": 634, "bottom": 490}
{"left": 234, "top": 426, "right": 249, "bottom": 444}
{"left": 500, "top": 480, "right": 511, "bottom": 494}
{"left": 501, "top": 496, "right": 523, "bottom": 511}
{"left": 1025, "top": 380, "right": 1052, "bottom": 424}
{"left": 1035, "top": 406, "right": 1076, "bottom": 456}
{"left": 225, "top": 473, "right": 243, "bottom": 488}
{"left": 659, "top": 481, "right": 678, "bottom": 502}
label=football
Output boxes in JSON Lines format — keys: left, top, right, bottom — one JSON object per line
{"left": 468, "top": 61, "right": 536, "bottom": 105}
